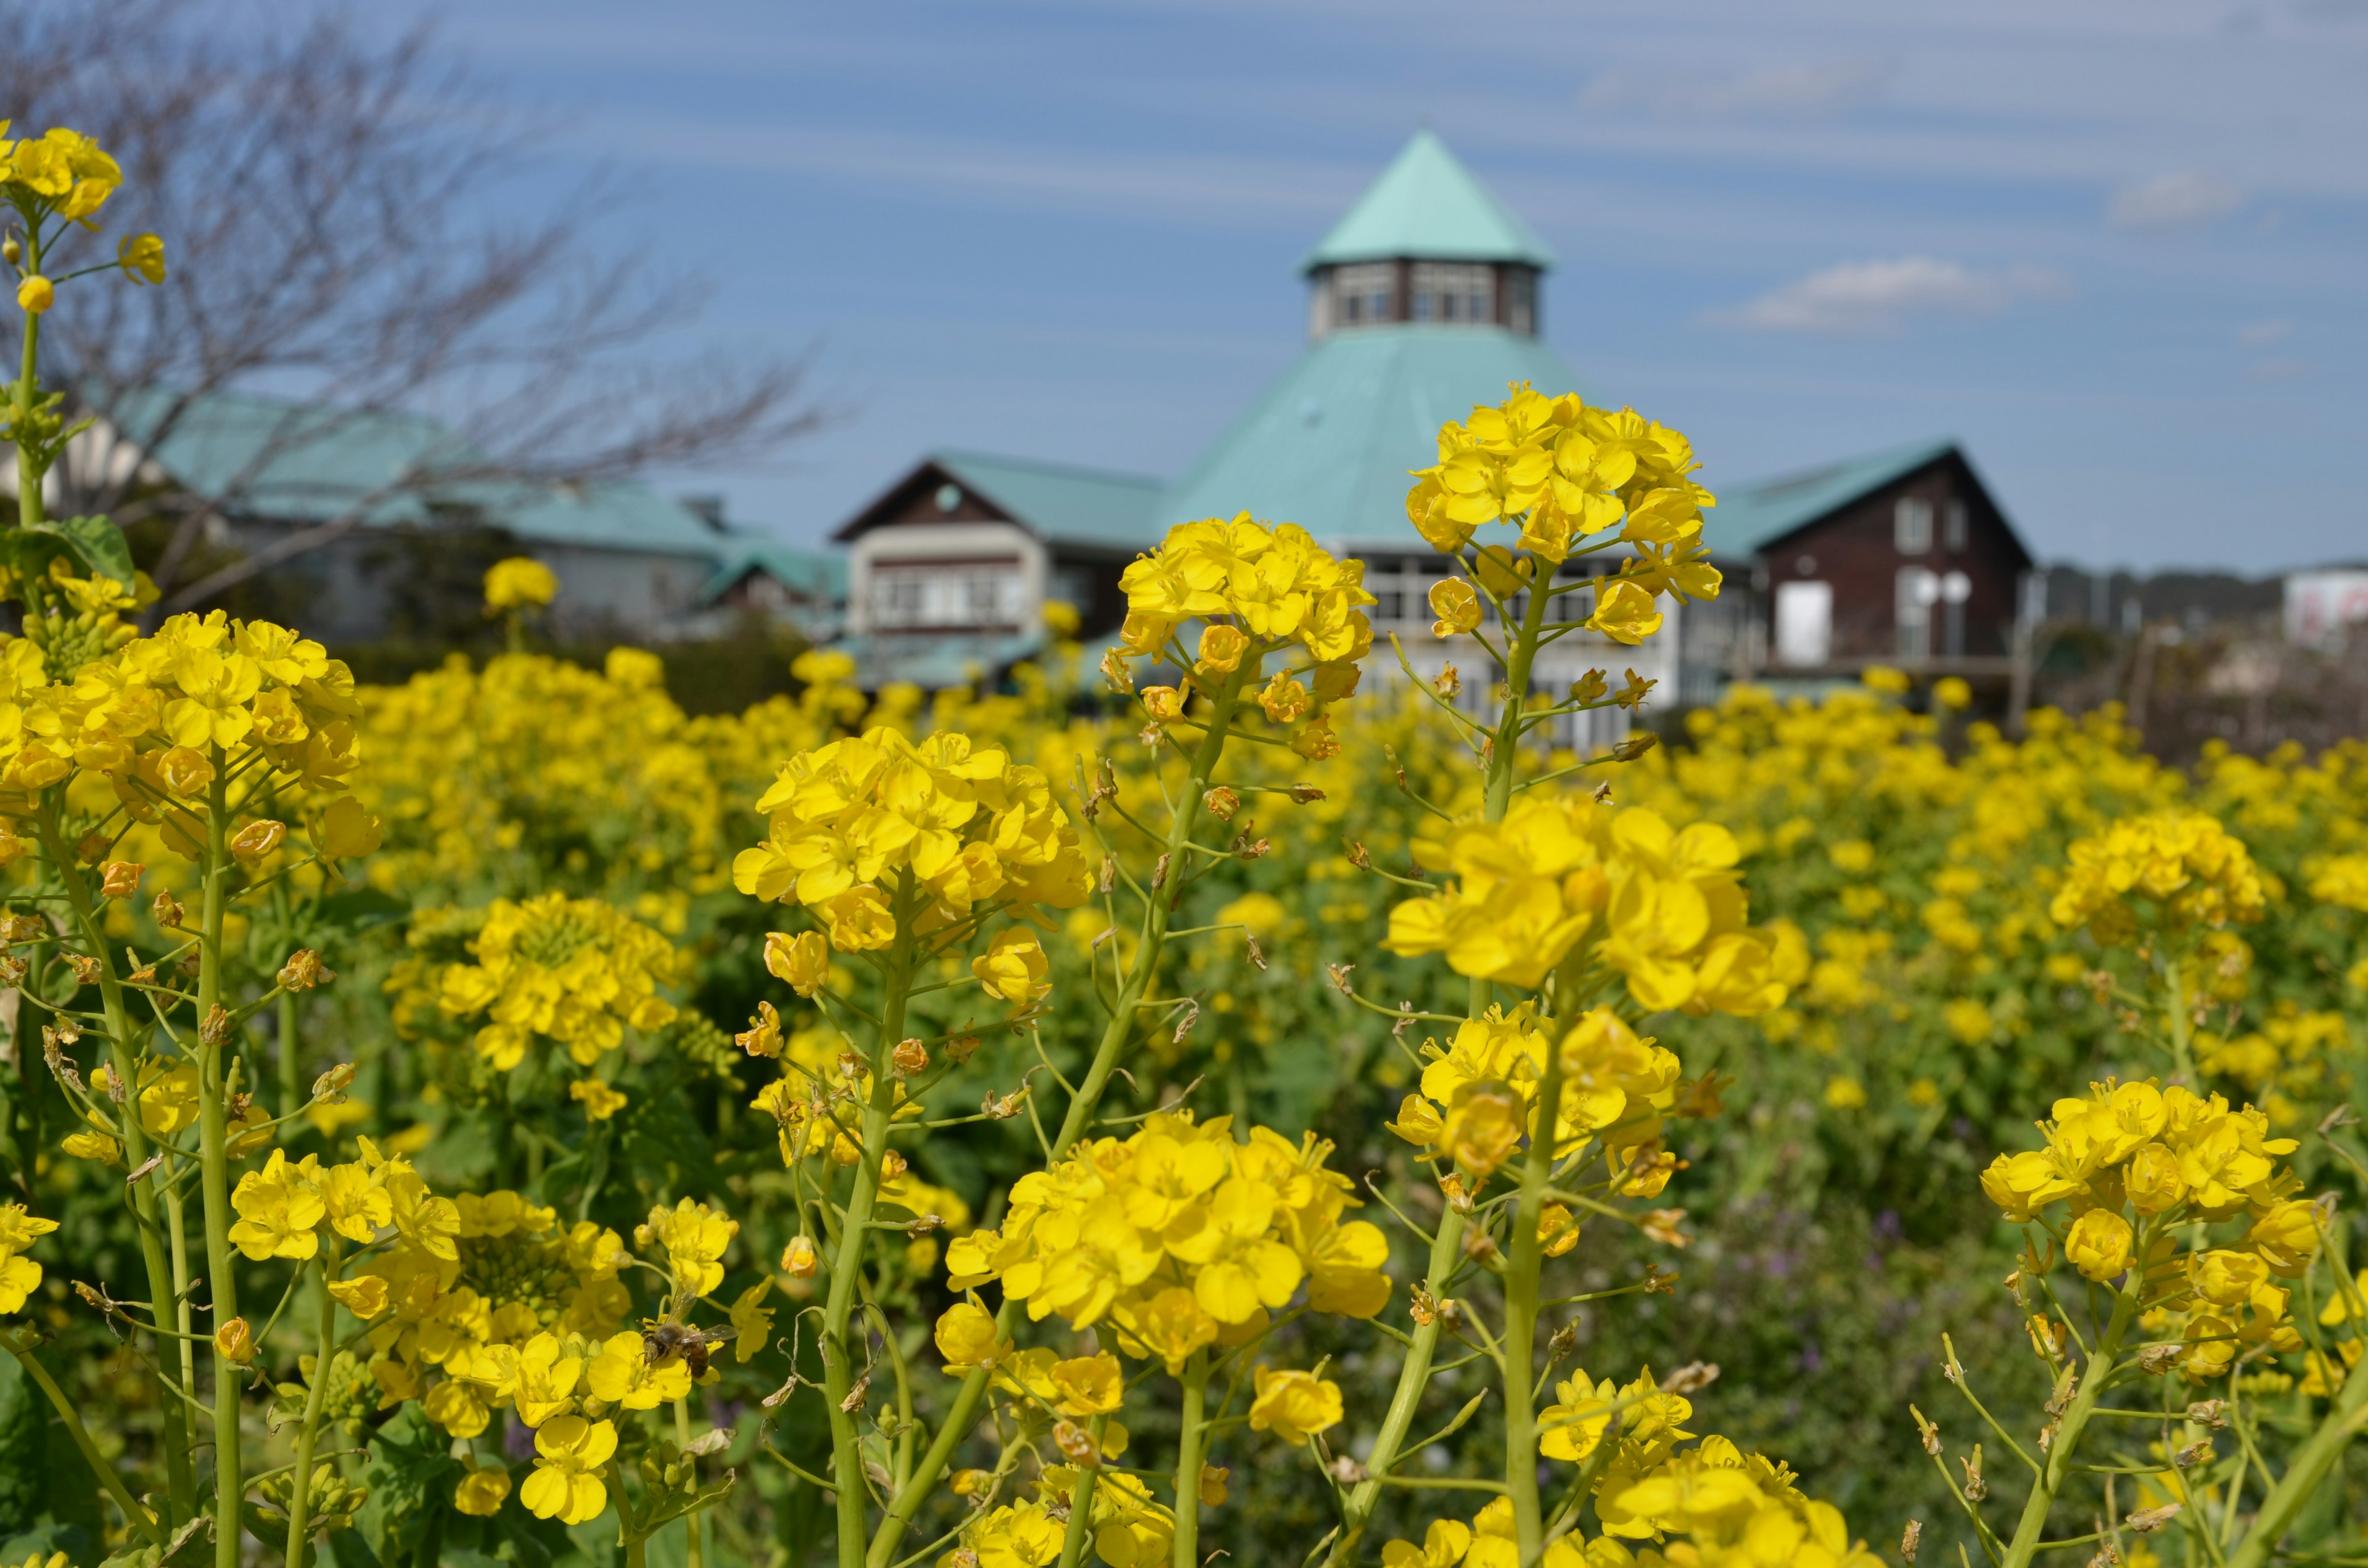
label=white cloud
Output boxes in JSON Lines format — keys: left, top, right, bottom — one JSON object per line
{"left": 2247, "top": 357, "right": 2308, "bottom": 383}
{"left": 2239, "top": 318, "right": 2293, "bottom": 345}
{"left": 1579, "top": 55, "right": 1896, "bottom": 120}
{"left": 1710, "top": 256, "right": 2066, "bottom": 336}
{"left": 2108, "top": 170, "right": 2248, "bottom": 232}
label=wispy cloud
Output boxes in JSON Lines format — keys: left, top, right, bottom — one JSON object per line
{"left": 2107, "top": 171, "right": 2247, "bottom": 232}
{"left": 1709, "top": 257, "right": 2066, "bottom": 337}
{"left": 2247, "top": 357, "right": 2308, "bottom": 383}
{"left": 2239, "top": 318, "right": 2294, "bottom": 346}
{"left": 1579, "top": 55, "right": 1896, "bottom": 120}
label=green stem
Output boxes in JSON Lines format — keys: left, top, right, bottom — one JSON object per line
{"left": 824, "top": 877, "right": 921, "bottom": 1568}
{"left": 861, "top": 668, "right": 1251, "bottom": 1568}
{"left": 1056, "top": 1416, "right": 1109, "bottom": 1568}
{"left": 36, "top": 806, "right": 195, "bottom": 1521}
{"left": 283, "top": 1247, "right": 339, "bottom": 1568}
{"left": 4, "top": 1336, "right": 164, "bottom": 1546}
{"left": 1328, "top": 561, "right": 1551, "bottom": 1566}
{"left": 196, "top": 751, "right": 244, "bottom": 1568}
{"left": 2227, "top": 1341, "right": 2368, "bottom": 1568}
{"left": 1999, "top": 1283, "right": 2139, "bottom": 1568}
{"left": 675, "top": 1396, "right": 704, "bottom": 1568}
{"left": 1170, "top": 1352, "right": 1212, "bottom": 1568}
{"left": 14, "top": 220, "right": 43, "bottom": 532}
{"left": 276, "top": 883, "right": 301, "bottom": 1119}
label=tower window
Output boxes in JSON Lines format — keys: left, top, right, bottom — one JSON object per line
{"left": 1334, "top": 264, "right": 1395, "bottom": 326}
{"left": 1411, "top": 262, "right": 1494, "bottom": 326}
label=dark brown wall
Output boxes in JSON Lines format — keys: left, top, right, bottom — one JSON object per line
{"left": 1760, "top": 457, "right": 2028, "bottom": 662}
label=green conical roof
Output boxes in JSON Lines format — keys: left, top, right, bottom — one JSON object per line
{"left": 1302, "top": 131, "right": 1556, "bottom": 273}
{"left": 1156, "top": 325, "right": 1587, "bottom": 542}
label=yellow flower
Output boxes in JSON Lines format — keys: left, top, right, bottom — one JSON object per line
{"left": 60, "top": 1130, "right": 120, "bottom": 1165}
{"left": 228, "top": 1150, "right": 326, "bottom": 1261}
{"left": 15, "top": 276, "right": 52, "bottom": 314}
{"left": 326, "top": 1275, "right": 389, "bottom": 1319}
{"left": 728, "top": 1279, "right": 775, "bottom": 1363}
{"left": 1381, "top": 1520, "right": 1473, "bottom": 1568}
{"left": 570, "top": 1078, "right": 628, "bottom": 1121}
{"left": 1823, "top": 1075, "right": 1867, "bottom": 1111}
{"left": 782, "top": 1235, "right": 819, "bottom": 1279}
{"left": 1428, "top": 579, "right": 1482, "bottom": 637}
{"left": 1587, "top": 578, "right": 1664, "bottom": 645}
{"left": 118, "top": 232, "right": 166, "bottom": 284}
{"left": 935, "top": 1302, "right": 1001, "bottom": 1369}
{"left": 1049, "top": 1352, "right": 1124, "bottom": 1416}
{"left": 454, "top": 1463, "right": 512, "bottom": 1517}
{"left": 973, "top": 928, "right": 1049, "bottom": 1008}
{"left": 483, "top": 557, "right": 559, "bottom": 612}
{"left": 765, "top": 930, "right": 829, "bottom": 996}
{"left": 2065, "top": 1209, "right": 2134, "bottom": 1282}
{"left": 585, "top": 1330, "right": 692, "bottom": 1409}
{"left": 1248, "top": 1365, "right": 1342, "bottom": 1443}
{"left": 520, "top": 1415, "right": 615, "bottom": 1525}
{"left": 638, "top": 1196, "right": 738, "bottom": 1300}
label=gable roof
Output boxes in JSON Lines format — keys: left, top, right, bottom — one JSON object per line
{"left": 834, "top": 450, "right": 1166, "bottom": 554}
{"left": 700, "top": 534, "right": 847, "bottom": 604}
{"left": 1697, "top": 438, "right": 1965, "bottom": 559}
{"left": 94, "top": 385, "right": 728, "bottom": 558}
{"left": 1302, "top": 131, "right": 1556, "bottom": 273}
{"left": 1157, "top": 324, "right": 1585, "bottom": 542}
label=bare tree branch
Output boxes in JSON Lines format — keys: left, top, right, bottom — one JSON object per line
{"left": 0, "top": 0, "right": 834, "bottom": 619}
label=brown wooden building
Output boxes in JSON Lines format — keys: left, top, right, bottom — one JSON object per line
{"left": 1680, "top": 440, "right": 2035, "bottom": 703}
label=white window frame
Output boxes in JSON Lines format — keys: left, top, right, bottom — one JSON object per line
{"left": 1774, "top": 580, "right": 1833, "bottom": 667}
{"left": 1895, "top": 496, "right": 1934, "bottom": 554}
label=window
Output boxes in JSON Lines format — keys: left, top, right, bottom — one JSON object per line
{"left": 1944, "top": 499, "right": 1969, "bottom": 553}
{"left": 1411, "top": 263, "right": 1494, "bottom": 326}
{"left": 1896, "top": 567, "right": 1939, "bottom": 660}
{"left": 1375, "top": 588, "right": 1407, "bottom": 622}
{"left": 871, "top": 560, "right": 1024, "bottom": 630}
{"left": 1894, "top": 496, "right": 1934, "bottom": 554}
{"left": 1504, "top": 268, "right": 1536, "bottom": 335}
{"left": 1774, "top": 580, "right": 1832, "bottom": 667}
{"left": 1335, "top": 264, "right": 1394, "bottom": 326}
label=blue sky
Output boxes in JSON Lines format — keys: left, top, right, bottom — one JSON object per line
{"left": 354, "top": 0, "right": 2367, "bottom": 572}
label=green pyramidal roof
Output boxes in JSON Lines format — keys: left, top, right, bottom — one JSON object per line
{"left": 1156, "top": 325, "right": 1586, "bottom": 542}
{"left": 1302, "top": 131, "right": 1556, "bottom": 273}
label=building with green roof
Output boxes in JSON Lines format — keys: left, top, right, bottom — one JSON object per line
{"left": 54, "top": 385, "right": 841, "bottom": 643}
{"left": 820, "top": 130, "right": 2033, "bottom": 710}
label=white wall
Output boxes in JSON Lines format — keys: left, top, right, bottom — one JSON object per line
{"left": 845, "top": 521, "right": 1046, "bottom": 636}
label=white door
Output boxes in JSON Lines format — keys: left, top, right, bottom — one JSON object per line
{"left": 1775, "top": 580, "right": 1832, "bottom": 667}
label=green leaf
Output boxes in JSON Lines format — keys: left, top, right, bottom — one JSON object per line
{"left": 28, "top": 515, "right": 136, "bottom": 588}
{"left": 0, "top": 1352, "right": 46, "bottom": 1535}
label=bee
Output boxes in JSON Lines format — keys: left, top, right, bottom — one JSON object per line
{"left": 639, "top": 1318, "right": 734, "bottom": 1379}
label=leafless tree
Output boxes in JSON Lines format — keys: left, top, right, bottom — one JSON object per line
{"left": 0, "top": 0, "right": 828, "bottom": 616}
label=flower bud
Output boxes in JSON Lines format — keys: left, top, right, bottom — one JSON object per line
{"left": 891, "top": 1038, "right": 928, "bottom": 1077}
{"left": 1, "top": 237, "right": 18, "bottom": 265}
{"left": 216, "top": 1316, "right": 256, "bottom": 1364}
{"left": 17, "top": 275, "right": 53, "bottom": 314}
{"left": 782, "top": 1236, "right": 819, "bottom": 1279}
{"left": 2065, "top": 1209, "right": 2134, "bottom": 1283}
{"left": 230, "top": 819, "right": 287, "bottom": 867}
{"left": 1140, "top": 685, "right": 1183, "bottom": 722}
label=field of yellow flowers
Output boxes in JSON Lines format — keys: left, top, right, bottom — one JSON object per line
{"left": 5, "top": 122, "right": 2368, "bottom": 1568}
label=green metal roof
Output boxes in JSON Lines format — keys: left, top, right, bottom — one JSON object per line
{"left": 1697, "top": 438, "right": 1960, "bottom": 559}
{"left": 1156, "top": 324, "right": 1588, "bottom": 543}
{"left": 99, "top": 385, "right": 727, "bottom": 558}
{"left": 1302, "top": 131, "right": 1556, "bottom": 273}
{"left": 700, "top": 535, "right": 847, "bottom": 604}
{"left": 930, "top": 450, "right": 1166, "bottom": 554}
{"left": 837, "top": 632, "right": 1045, "bottom": 691}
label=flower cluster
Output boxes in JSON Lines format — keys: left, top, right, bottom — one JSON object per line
{"left": 0, "top": 125, "right": 121, "bottom": 223}
{"left": 1385, "top": 797, "right": 1787, "bottom": 1013}
{"left": 0, "top": 610, "right": 377, "bottom": 865}
{"left": 734, "top": 727, "right": 1092, "bottom": 972}
{"left": 1384, "top": 1434, "right": 1873, "bottom": 1568}
{"left": 1385, "top": 1006, "right": 1683, "bottom": 1197}
{"left": 433, "top": 892, "right": 681, "bottom": 1071}
{"left": 483, "top": 557, "right": 559, "bottom": 612}
{"left": 352, "top": 1186, "right": 637, "bottom": 1437}
{"left": 2049, "top": 808, "right": 2268, "bottom": 944}
{"left": 0, "top": 1202, "right": 57, "bottom": 1314}
{"left": 937, "top": 1113, "right": 1390, "bottom": 1371}
{"left": 1981, "top": 1078, "right": 2314, "bottom": 1377}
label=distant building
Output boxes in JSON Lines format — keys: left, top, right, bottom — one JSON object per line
{"left": 1687, "top": 440, "right": 2035, "bottom": 703}
{"left": 28, "top": 387, "right": 841, "bottom": 645}
{"left": 829, "top": 451, "right": 1164, "bottom": 688}
{"left": 2284, "top": 570, "right": 2368, "bottom": 652}
{"left": 817, "top": 131, "right": 2036, "bottom": 728}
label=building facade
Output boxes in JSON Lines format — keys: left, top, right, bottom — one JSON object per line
{"left": 818, "top": 131, "right": 2037, "bottom": 724}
